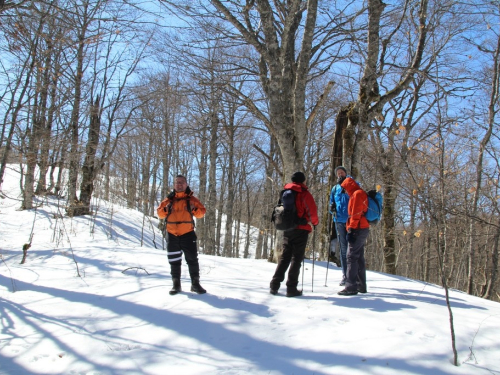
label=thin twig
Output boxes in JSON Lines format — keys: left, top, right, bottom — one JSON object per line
{"left": 1, "top": 253, "right": 17, "bottom": 292}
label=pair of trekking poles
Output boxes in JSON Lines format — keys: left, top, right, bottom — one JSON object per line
{"left": 300, "top": 211, "right": 340, "bottom": 292}
{"left": 300, "top": 224, "right": 318, "bottom": 292}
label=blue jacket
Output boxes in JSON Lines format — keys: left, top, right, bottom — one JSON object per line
{"left": 329, "top": 176, "right": 358, "bottom": 223}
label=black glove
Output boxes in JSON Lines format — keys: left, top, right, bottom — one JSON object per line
{"left": 330, "top": 203, "right": 336, "bottom": 213}
{"left": 347, "top": 229, "right": 357, "bottom": 244}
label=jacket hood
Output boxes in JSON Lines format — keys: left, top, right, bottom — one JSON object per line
{"left": 341, "top": 177, "right": 361, "bottom": 196}
{"left": 284, "top": 182, "right": 307, "bottom": 192}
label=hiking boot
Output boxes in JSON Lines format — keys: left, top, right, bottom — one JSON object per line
{"left": 330, "top": 253, "right": 341, "bottom": 267}
{"left": 286, "top": 289, "right": 303, "bottom": 298}
{"left": 169, "top": 278, "right": 181, "bottom": 295}
{"left": 337, "top": 288, "right": 358, "bottom": 296}
{"left": 190, "top": 277, "right": 207, "bottom": 294}
{"left": 357, "top": 286, "right": 367, "bottom": 294}
{"left": 270, "top": 289, "right": 278, "bottom": 295}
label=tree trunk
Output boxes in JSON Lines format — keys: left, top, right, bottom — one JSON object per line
{"left": 23, "top": 97, "right": 41, "bottom": 210}
{"left": 35, "top": 36, "right": 58, "bottom": 196}
{"left": 197, "top": 121, "right": 209, "bottom": 251}
{"left": 343, "top": 0, "right": 429, "bottom": 178}
{"left": 222, "top": 116, "right": 235, "bottom": 257}
{"left": 381, "top": 169, "right": 397, "bottom": 274}
{"left": 481, "top": 217, "right": 500, "bottom": 299}
{"left": 76, "top": 97, "right": 102, "bottom": 215}
{"left": 467, "top": 23, "right": 500, "bottom": 294}
{"left": 206, "top": 110, "right": 218, "bottom": 255}
{"left": 66, "top": 30, "right": 86, "bottom": 216}
{"left": 216, "top": 168, "right": 226, "bottom": 256}
{"left": 208, "top": 0, "right": 322, "bottom": 177}
{"left": 0, "top": 29, "right": 39, "bottom": 189}
{"left": 126, "top": 142, "right": 137, "bottom": 209}
{"left": 54, "top": 144, "right": 67, "bottom": 196}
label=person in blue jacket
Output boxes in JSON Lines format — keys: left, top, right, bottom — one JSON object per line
{"left": 329, "top": 166, "right": 358, "bottom": 286}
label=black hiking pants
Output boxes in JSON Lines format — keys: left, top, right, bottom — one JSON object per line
{"left": 270, "top": 229, "right": 309, "bottom": 292}
{"left": 167, "top": 231, "right": 200, "bottom": 280}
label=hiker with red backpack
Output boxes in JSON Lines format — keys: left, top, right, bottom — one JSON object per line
{"left": 269, "top": 171, "right": 319, "bottom": 297}
{"left": 157, "top": 175, "right": 207, "bottom": 295}
{"left": 337, "top": 176, "right": 370, "bottom": 296}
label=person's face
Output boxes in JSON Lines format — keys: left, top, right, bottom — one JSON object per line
{"left": 336, "top": 169, "right": 347, "bottom": 179}
{"left": 174, "top": 177, "right": 188, "bottom": 192}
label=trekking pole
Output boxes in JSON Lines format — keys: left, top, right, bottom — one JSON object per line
{"left": 326, "top": 210, "right": 340, "bottom": 286}
{"left": 301, "top": 258, "right": 305, "bottom": 291}
{"left": 325, "top": 213, "right": 332, "bottom": 286}
{"left": 311, "top": 247, "right": 315, "bottom": 292}
{"left": 325, "top": 245, "right": 330, "bottom": 286}
{"left": 311, "top": 226, "right": 316, "bottom": 292}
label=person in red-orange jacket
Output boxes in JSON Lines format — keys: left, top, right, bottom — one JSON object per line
{"left": 337, "top": 177, "right": 370, "bottom": 296}
{"left": 157, "top": 175, "right": 206, "bottom": 295}
{"left": 269, "top": 171, "right": 319, "bottom": 297}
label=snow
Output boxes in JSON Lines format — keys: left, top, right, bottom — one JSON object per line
{"left": 1, "top": 165, "right": 500, "bottom": 375}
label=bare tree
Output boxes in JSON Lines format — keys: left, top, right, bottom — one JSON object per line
{"left": 159, "top": 0, "right": 354, "bottom": 179}
{"left": 0, "top": 3, "right": 51, "bottom": 191}
{"left": 65, "top": 0, "right": 102, "bottom": 215}
{"left": 461, "top": 2, "right": 500, "bottom": 294}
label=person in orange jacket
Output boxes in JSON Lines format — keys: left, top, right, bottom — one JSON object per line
{"left": 269, "top": 171, "right": 319, "bottom": 297}
{"left": 338, "top": 176, "right": 370, "bottom": 296}
{"left": 157, "top": 175, "right": 207, "bottom": 295}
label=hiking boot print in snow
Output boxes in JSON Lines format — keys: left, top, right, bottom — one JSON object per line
{"left": 169, "top": 278, "right": 182, "bottom": 295}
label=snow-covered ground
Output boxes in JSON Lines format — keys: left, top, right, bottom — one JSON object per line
{"left": 1, "top": 166, "right": 499, "bottom": 375}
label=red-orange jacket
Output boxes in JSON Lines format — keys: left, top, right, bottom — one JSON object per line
{"left": 283, "top": 182, "right": 319, "bottom": 232}
{"left": 341, "top": 177, "right": 369, "bottom": 231}
{"left": 157, "top": 191, "right": 206, "bottom": 236}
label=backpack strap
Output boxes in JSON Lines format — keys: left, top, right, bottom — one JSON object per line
{"left": 165, "top": 191, "right": 195, "bottom": 228}
{"left": 278, "top": 189, "right": 286, "bottom": 205}
{"left": 185, "top": 195, "right": 195, "bottom": 227}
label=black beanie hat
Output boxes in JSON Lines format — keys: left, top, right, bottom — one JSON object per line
{"left": 335, "top": 166, "right": 347, "bottom": 175}
{"left": 291, "top": 171, "right": 306, "bottom": 183}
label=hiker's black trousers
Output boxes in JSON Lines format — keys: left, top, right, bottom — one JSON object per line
{"left": 167, "top": 231, "right": 200, "bottom": 280}
{"left": 270, "top": 229, "right": 309, "bottom": 291}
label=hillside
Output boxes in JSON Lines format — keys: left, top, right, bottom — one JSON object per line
{"left": 1, "top": 166, "right": 500, "bottom": 375}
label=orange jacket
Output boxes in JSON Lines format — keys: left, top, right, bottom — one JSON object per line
{"left": 341, "top": 177, "right": 369, "bottom": 231}
{"left": 157, "top": 190, "right": 206, "bottom": 236}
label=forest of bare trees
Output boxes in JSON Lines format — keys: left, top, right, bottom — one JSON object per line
{"left": 1, "top": 0, "right": 499, "bottom": 302}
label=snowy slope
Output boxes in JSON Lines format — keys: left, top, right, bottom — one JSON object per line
{"left": 1, "top": 165, "right": 499, "bottom": 375}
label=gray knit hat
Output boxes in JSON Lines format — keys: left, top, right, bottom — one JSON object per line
{"left": 335, "top": 166, "right": 347, "bottom": 174}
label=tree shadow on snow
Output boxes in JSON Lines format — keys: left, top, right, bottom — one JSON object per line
{"left": 0, "top": 274, "right": 476, "bottom": 375}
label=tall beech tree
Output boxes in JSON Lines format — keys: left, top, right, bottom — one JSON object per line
{"left": 159, "top": 0, "right": 355, "bottom": 179}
